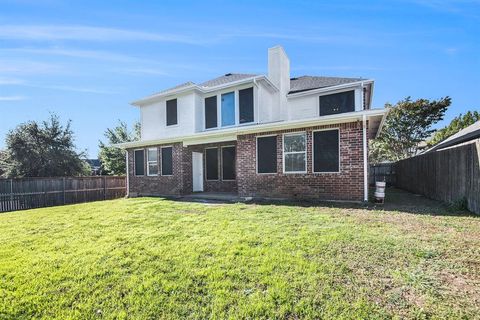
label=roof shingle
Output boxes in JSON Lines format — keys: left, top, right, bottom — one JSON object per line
{"left": 289, "top": 76, "right": 363, "bottom": 94}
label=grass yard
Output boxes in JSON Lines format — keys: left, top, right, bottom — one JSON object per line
{"left": 0, "top": 191, "right": 479, "bottom": 319}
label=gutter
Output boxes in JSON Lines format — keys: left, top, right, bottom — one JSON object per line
{"left": 287, "top": 79, "right": 374, "bottom": 99}
{"left": 114, "top": 108, "right": 386, "bottom": 149}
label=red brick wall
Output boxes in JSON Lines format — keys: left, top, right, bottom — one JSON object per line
{"left": 236, "top": 121, "right": 365, "bottom": 201}
{"left": 127, "top": 141, "right": 237, "bottom": 196}
{"left": 127, "top": 121, "right": 366, "bottom": 201}
{"left": 127, "top": 143, "right": 186, "bottom": 196}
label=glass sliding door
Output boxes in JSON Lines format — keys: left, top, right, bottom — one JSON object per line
{"left": 221, "top": 92, "right": 235, "bottom": 126}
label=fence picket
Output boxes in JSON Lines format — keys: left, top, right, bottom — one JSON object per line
{"left": 0, "top": 176, "right": 126, "bottom": 213}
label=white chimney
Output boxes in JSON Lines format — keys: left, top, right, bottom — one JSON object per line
{"left": 268, "top": 46, "right": 290, "bottom": 120}
{"left": 268, "top": 45, "right": 290, "bottom": 94}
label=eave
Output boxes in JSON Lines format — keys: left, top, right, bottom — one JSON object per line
{"left": 115, "top": 108, "right": 386, "bottom": 149}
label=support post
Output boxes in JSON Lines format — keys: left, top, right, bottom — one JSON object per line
{"left": 362, "top": 114, "right": 368, "bottom": 202}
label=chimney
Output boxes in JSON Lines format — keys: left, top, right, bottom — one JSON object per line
{"left": 268, "top": 45, "right": 290, "bottom": 94}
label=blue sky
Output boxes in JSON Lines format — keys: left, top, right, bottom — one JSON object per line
{"left": 0, "top": 0, "right": 479, "bottom": 158}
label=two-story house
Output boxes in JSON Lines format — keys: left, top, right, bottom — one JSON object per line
{"left": 117, "top": 46, "right": 386, "bottom": 202}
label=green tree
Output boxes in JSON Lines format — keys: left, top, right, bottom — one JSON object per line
{"left": 98, "top": 121, "right": 140, "bottom": 175}
{"left": 369, "top": 96, "right": 451, "bottom": 163}
{"left": 427, "top": 110, "right": 480, "bottom": 147}
{"left": 0, "top": 114, "right": 89, "bottom": 177}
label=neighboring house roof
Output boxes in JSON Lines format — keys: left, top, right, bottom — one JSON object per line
{"left": 199, "top": 73, "right": 257, "bottom": 87}
{"left": 424, "top": 120, "right": 480, "bottom": 153}
{"left": 86, "top": 159, "right": 102, "bottom": 168}
{"left": 289, "top": 76, "right": 364, "bottom": 94}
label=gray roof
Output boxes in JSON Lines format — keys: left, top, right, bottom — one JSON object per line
{"left": 289, "top": 76, "right": 363, "bottom": 94}
{"left": 199, "top": 73, "right": 257, "bottom": 87}
{"left": 156, "top": 81, "right": 195, "bottom": 95}
{"left": 425, "top": 120, "right": 480, "bottom": 153}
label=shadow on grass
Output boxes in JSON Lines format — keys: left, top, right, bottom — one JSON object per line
{"left": 169, "top": 188, "right": 477, "bottom": 218}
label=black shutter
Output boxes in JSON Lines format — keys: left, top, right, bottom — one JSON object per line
{"left": 134, "top": 150, "right": 145, "bottom": 176}
{"left": 257, "top": 136, "right": 277, "bottom": 173}
{"left": 206, "top": 148, "right": 219, "bottom": 180}
{"left": 319, "top": 91, "right": 355, "bottom": 116}
{"left": 205, "top": 96, "right": 217, "bottom": 129}
{"left": 313, "top": 130, "right": 340, "bottom": 172}
{"left": 166, "top": 99, "right": 177, "bottom": 126}
{"left": 161, "top": 147, "right": 173, "bottom": 175}
{"left": 239, "top": 87, "right": 254, "bottom": 124}
{"left": 222, "top": 147, "right": 236, "bottom": 180}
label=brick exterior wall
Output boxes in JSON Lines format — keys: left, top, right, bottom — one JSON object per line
{"left": 127, "top": 141, "right": 237, "bottom": 197}
{"left": 236, "top": 121, "right": 365, "bottom": 201}
{"left": 127, "top": 121, "right": 366, "bottom": 201}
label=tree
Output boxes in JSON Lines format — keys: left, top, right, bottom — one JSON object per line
{"left": 0, "top": 114, "right": 90, "bottom": 177}
{"left": 98, "top": 121, "right": 140, "bottom": 175}
{"left": 427, "top": 110, "right": 480, "bottom": 147}
{"left": 369, "top": 96, "right": 451, "bottom": 163}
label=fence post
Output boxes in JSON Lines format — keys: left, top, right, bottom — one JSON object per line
{"left": 103, "top": 176, "right": 107, "bottom": 200}
{"left": 10, "top": 179, "right": 13, "bottom": 211}
{"left": 63, "top": 177, "right": 66, "bottom": 205}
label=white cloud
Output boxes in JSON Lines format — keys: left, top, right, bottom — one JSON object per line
{"left": 0, "top": 25, "right": 207, "bottom": 44}
{"left": 0, "top": 60, "right": 64, "bottom": 75}
{"left": 0, "top": 95, "right": 27, "bottom": 101}
{"left": 0, "top": 47, "right": 141, "bottom": 62}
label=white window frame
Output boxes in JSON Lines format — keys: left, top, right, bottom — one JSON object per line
{"left": 256, "top": 134, "right": 278, "bottom": 175}
{"left": 312, "top": 128, "right": 341, "bottom": 174}
{"left": 318, "top": 89, "right": 357, "bottom": 117}
{"left": 205, "top": 147, "right": 219, "bottom": 181}
{"left": 202, "top": 85, "right": 256, "bottom": 131}
{"left": 204, "top": 94, "right": 218, "bottom": 131}
{"left": 134, "top": 149, "right": 145, "bottom": 176}
{"left": 160, "top": 146, "right": 173, "bottom": 176}
{"left": 221, "top": 145, "right": 236, "bottom": 181}
{"left": 282, "top": 132, "right": 307, "bottom": 174}
{"left": 146, "top": 147, "right": 159, "bottom": 176}
{"left": 165, "top": 98, "right": 179, "bottom": 128}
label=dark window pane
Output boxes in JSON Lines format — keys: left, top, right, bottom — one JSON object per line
{"left": 257, "top": 136, "right": 277, "bottom": 173}
{"left": 205, "top": 96, "right": 217, "bottom": 129}
{"left": 134, "top": 150, "right": 145, "bottom": 176}
{"left": 319, "top": 91, "right": 355, "bottom": 116}
{"left": 166, "top": 99, "right": 177, "bottom": 126}
{"left": 239, "top": 87, "right": 254, "bottom": 124}
{"left": 222, "top": 147, "right": 236, "bottom": 180}
{"left": 161, "top": 147, "right": 173, "bottom": 175}
{"left": 313, "top": 130, "right": 340, "bottom": 172}
{"left": 206, "top": 148, "right": 219, "bottom": 180}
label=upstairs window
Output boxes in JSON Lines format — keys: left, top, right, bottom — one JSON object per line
{"left": 283, "top": 133, "right": 306, "bottom": 173}
{"left": 134, "top": 149, "right": 145, "bottom": 176}
{"left": 313, "top": 130, "right": 340, "bottom": 173}
{"left": 239, "top": 87, "right": 254, "bottom": 124}
{"left": 147, "top": 148, "right": 158, "bottom": 176}
{"left": 319, "top": 90, "right": 355, "bottom": 116}
{"left": 257, "top": 136, "right": 277, "bottom": 174}
{"left": 166, "top": 99, "right": 177, "bottom": 126}
{"left": 222, "top": 146, "right": 236, "bottom": 180}
{"left": 221, "top": 92, "right": 235, "bottom": 126}
{"left": 206, "top": 148, "right": 219, "bottom": 180}
{"left": 205, "top": 96, "right": 217, "bottom": 129}
{"left": 161, "top": 147, "right": 173, "bottom": 176}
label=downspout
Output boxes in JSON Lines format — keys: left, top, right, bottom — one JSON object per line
{"left": 362, "top": 114, "right": 368, "bottom": 202}
{"left": 125, "top": 150, "right": 130, "bottom": 198}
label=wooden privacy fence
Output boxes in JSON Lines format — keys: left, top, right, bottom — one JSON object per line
{"left": 0, "top": 176, "right": 126, "bottom": 213}
{"left": 369, "top": 163, "right": 396, "bottom": 186}
{"left": 395, "top": 139, "right": 480, "bottom": 214}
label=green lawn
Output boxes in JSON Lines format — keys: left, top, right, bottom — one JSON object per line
{"left": 0, "top": 195, "right": 479, "bottom": 319}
